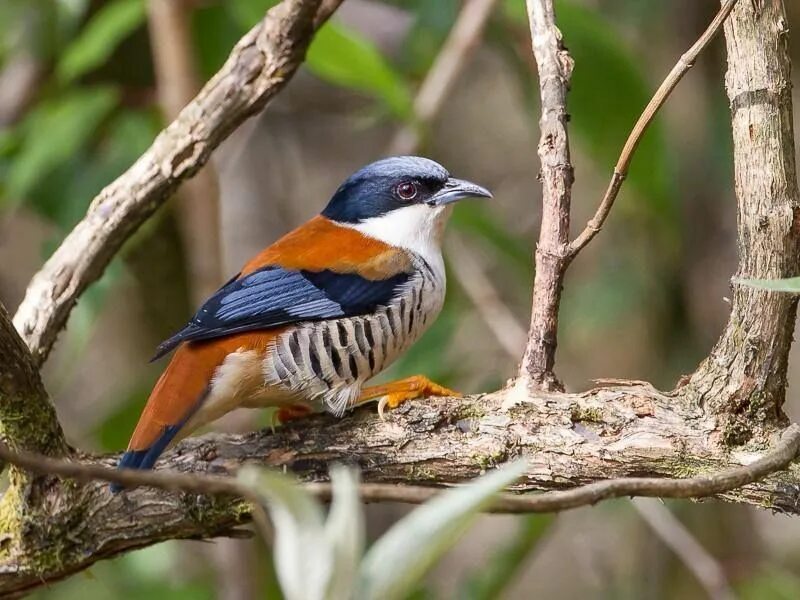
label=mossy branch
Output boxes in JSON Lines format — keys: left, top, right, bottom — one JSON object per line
{"left": 0, "top": 301, "right": 66, "bottom": 460}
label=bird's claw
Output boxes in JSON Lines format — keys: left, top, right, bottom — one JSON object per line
{"left": 376, "top": 378, "right": 462, "bottom": 421}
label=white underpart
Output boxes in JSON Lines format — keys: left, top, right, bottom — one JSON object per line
{"left": 345, "top": 203, "right": 453, "bottom": 275}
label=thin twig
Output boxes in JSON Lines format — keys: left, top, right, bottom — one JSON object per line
{"left": 519, "top": 0, "right": 575, "bottom": 391}
{"left": 454, "top": 238, "right": 733, "bottom": 593}
{"left": 389, "top": 0, "right": 499, "bottom": 155}
{"left": 1, "top": 424, "right": 798, "bottom": 515}
{"left": 631, "top": 498, "right": 735, "bottom": 600}
{"left": 567, "top": 0, "right": 738, "bottom": 258}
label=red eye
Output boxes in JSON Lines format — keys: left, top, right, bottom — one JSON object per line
{"left": 396, "top": 181, "right": 418, "bottom": 201}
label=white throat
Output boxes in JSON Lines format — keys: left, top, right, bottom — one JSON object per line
{"left": 345, "top": 204, "right": 453, "bottom": 266}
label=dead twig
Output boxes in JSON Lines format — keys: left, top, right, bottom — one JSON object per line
{"left": 567, "top": 0, "right": 738, "bottom": 258}
{"left": 519, "top": 0, "right": 574, "bottom": 390}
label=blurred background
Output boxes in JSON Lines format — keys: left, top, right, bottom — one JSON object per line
{"left": 1, "top": 0, "right": 800, "bottom": 598}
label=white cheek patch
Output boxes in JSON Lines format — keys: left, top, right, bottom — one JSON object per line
{"left": 346, "top": 204, "right": 452, "bottom": 265}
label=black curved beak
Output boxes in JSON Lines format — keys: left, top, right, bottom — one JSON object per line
{"left": 428, "top": 177, "right": 493, "bottom": 206}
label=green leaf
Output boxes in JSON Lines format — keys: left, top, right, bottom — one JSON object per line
{"left": 238, "top": 467, "right": 328, "bottom": 600}
{"left": 226, "top": 5, "right": 413, "bottom": 117}
{"left": 15, "top": 107, "right": 157, "bottom": 228}
{"left": 323, "top": 467, "right": 365, "bottom": 600}
{"left": 193, "top": 4, "right": 245, "bottom": 78}
{"left": 460, "top": 515, "right": 554, "bottom": 600}
{"left": 226, "top": 0, "right": 280, "bottom": 30}
{"left": 237, "top": 466, "right": 365, "bottom": 600}
{"left": 735, "top": 277, "right": 800, "bottom": 293}
{"left": 356, "top": 461, "right": 528, "bottom": 600}
{"left": 399, "top": 0, "right": 459, "bottom": 76}
{"left": 6, "top": 86, "right": 119, "bottom": 201}
{"left": 306, "top": 22, "right": 413, "bottom": 119}
{"left": 57, "top": 0, "right": 145, "bottom": 84}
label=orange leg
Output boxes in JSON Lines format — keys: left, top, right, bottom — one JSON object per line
{"left": 276, "top": 403, "right": 313, "bottom": 424}
{"left": 355, "top": 375, "right": 461, "bottom": 419}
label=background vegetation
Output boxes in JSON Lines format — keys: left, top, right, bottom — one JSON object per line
{"left": 1, "top": 0, "right": 799, "bottom": 597}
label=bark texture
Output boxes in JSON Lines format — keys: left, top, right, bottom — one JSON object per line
{"left": 2, "top": 387, "right": 800, "bottom": 597}
{"left": 684, "top": 0, "right": 799, "bottom": 445}
{"left": 0, "top": 302, "right": 65, "bottom": 459}
{"left": 520, "top": 0, "right": 575, "bottom": 390}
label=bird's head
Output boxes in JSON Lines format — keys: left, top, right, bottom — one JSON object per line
{"left": 322, "top": 156, "right": 492, "bottom": 254}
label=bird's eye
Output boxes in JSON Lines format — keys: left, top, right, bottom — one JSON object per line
{"left": 395, "top": 181, "right": 418, "bottom": 201}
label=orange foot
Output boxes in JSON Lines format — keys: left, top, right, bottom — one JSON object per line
{"left": 276, "top": 404, "right": 313, "bottom": 424}
{"left": 356, "top": 375, "right": 461, "bottom": 420}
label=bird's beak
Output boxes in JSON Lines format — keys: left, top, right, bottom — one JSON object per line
{"left": 428, "top": 177, "right": 493, "bottom": 206}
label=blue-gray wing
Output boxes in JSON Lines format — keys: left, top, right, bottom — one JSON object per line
{"left": 152, "top": 266, "right": 410, "bottom": 360}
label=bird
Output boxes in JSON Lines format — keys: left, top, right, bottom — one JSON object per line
{"left": 114, "top": 156, "right": 491, "bottom": 484}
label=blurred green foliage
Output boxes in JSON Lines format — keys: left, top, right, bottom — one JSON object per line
{"left": 460, "top": 515, "right": 554, "bottom": 599}
{"left": 57, "top": 0, "right": 145, "bottom": 84}
{"left": 307, "top": 23, "right": 413, "bottom": 119}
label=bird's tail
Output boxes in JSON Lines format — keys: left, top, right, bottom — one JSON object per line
{"left": 112, "top": 342, "right": 219, "bottom": 492}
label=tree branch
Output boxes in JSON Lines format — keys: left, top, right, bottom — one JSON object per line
{"left": 0, "top": 393, "right": 799, "bottom": 595}
{"left": 446, "top": 236, "right": 528, "bottom": 359}
{"left": 683, "top": 0, "right": 799, "bottom": 444}
{"left": 518, "top": 0, "right": 574, "bottom": 391}
{"left": 2, "top": 423, "right": 799, "bottom": 511}
{"left": 0, "top": 0, "right": 797, "bottom": 596}
{"left": 12, "top": 0, "right": 342, "bottom": 367}
{"left": 567, "top": 0, "right": 738, "bottom": 258}
{"left": 0, "top": 300, "right": 66, "bottom": 463}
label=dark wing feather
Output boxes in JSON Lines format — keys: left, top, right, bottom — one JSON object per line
{"left": 152, "top": 266, "right": 410, "bottom": 360}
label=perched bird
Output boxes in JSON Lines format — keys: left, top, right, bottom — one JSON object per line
{"left": 115, "top": 156, "right": 491, "bottom": 481}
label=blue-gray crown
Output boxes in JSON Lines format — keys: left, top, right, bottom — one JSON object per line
{"left": 322, "top": 156, "right": 490, "bottom": 223}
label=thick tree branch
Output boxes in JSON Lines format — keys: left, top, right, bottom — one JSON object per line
{"left": 0, "top": 301, "right": 66, "bottom": 462}
{"left": 2, "top": 423, "right": 799, "bottom": 512}
{"left": 518, "top": 0, "right": 574, "bottom": 391}
{"left": 1, "top": 391, "right": 800, "bottom": 595}
{"left": 683, "top": 0, "right": 799, "bottom": 444}
{"left": 12, "top": 0, "right": 341, "bottom": 367}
